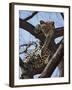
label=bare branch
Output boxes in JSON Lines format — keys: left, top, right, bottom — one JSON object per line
{"left": 20, "top": 41, "right": 38, "bottom": 48}
{"left": 60, "top": 13, "right": 64, "bottom": 20}
{"left": 19, "top": 41, "right": 38, "bottom": 54}
{"left": 23, "top": 11, "right": 38, "bottom": 21}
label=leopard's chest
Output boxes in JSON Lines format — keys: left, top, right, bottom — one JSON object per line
{"left": 41, "top": 46, "right": 51, "bottom": 60}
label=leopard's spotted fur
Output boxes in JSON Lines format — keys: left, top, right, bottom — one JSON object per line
{"left": 21, "top": 21, "right": 55, "bottom": 78}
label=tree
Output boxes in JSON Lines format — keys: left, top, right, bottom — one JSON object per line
{"left": 19, "top": 12, "right": 64, "bottom": 78}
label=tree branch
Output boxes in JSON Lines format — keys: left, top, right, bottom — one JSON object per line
{"left": 19, "top": 41, "right": 38, "bottom": 54}
{"left": 54, "top": 27, "right": 64, "bottom": 38}
{"left": 19, "top": 57, "right": 25, "bottom": 69}
{"left": 19, "top": 19, "right": 45, "bottom": 43}
{"left": 19, "top": 57, "right": 33, "bottom": 79}
{"left": 60, "top": 13, "right": 64, "bottom": 20}
{"left": 39, "top": 43, "right": 64, "bottom": 78}
{"left": 23, "top": 11, "right": 38, "bottom": 21}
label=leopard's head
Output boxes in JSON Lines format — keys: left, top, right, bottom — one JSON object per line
{"left": 40, "top": 20, "right": 55, "bottom": 37}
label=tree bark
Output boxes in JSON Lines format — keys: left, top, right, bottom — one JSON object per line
{"left": 39, "top": 43, "right": 64, "bottom": 78}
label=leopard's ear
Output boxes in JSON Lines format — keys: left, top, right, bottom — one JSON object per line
{"left": 40, "top": 20, "right": 45, "bottom": 24}
{"left": 52, "top": 22, "right": 54, "bottom": 26}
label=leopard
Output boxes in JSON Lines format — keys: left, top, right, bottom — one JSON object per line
{"left": 21, "top": 20, "right": 55, "bottom": 78}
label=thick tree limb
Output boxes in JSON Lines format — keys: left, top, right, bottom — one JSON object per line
{"left": 19, "top": 57, "right": 33, "bottom": 79}
{"left": 58, "top": 57, "right": 64, "bottom": 77}
{"left": 54, "top": 27, "right": 64, "bottom": 38}
{"left": 19, "top": 19, "right": 45, "bottom": 43}
{"left": 19, "top": 57, "right": 25, "bottom": 69}
{"left": 20, "top": 19, "right": 35, "bottom": 30}
{"left": 39, "top": 43, "right": 64, "bottom": 78}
